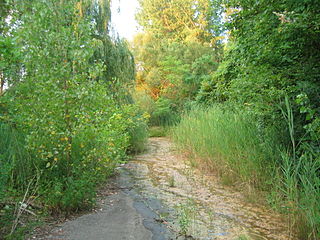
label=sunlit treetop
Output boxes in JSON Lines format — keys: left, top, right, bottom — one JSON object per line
{"left": 136, "top": 0, "right": 224, "bottom": 45}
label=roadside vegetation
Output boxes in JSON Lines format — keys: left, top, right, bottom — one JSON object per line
{"left": 1, "top": 0, "right": 319, "bottom": 239}
{"left": 0, "top": 0, "right": 147, "bottom": 238}
{"left": 134, "top": 0, "right": 320, "bottom": 239}
{"left": 173, "top": 105, "right": 281, "bottom": 188}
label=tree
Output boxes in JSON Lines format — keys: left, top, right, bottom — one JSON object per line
{"left": 133, "top": 0, "right": 223, "bottom": 118}
{"left": 82, "top": 0, "right": 136, "bottom": 101}
{"left": 0, "top": 0, "right": 143, "bottom": 215}
{"left": 136, "top": 0, "right": 223, "bottom": 45}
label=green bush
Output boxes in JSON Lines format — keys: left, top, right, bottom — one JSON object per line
{"left": 127, "top": 115, "right": 149, "bottom": 153}
{"left": 133, "top": 90, "right": 179, "bottom": 127}
{"left": 150, "top": 97, "right": 179, "bottom": 126}
{"left": 0, "top": 0, "right": 148, "bottom": 238}
{"left": 43, "top": 175, "right": 97, "bottom": 212}
{"left": 132, "top": 90, "right": 156, "bottom": 118}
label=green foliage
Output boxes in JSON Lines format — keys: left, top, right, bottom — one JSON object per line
{"left": 126, "top": 107, "right": 149, "bottom": 153}
{"left": 194, "top": 1, "right": 320, "bottom": 236}
{"left": 0, "top": 0, "right": 147, "bottom": 237}
{"left": 133, "top": 90, "right": 179, "bottom": 127}
{"left": 132, "top": 36, "right": 220, "bottom": 124}
{"left": 0, "top": 0, "right": 10, "bottom": 32}
{"left": 199, "top": 0, "right": 320, "bottom": 148}
{"left": 137, "top": 0, "right": 224, "bottom": 44}
{"left": 0, "top": 35, "right": 21, "bottom": 93}
{"left": 0, "top": 122, "right": 32, "bottom": 192}
{"left": 173, "top": 105, "right": 281, "bottom": 188}
{"left": 133, "top": 0, "right": 224, "bottom": 126}
{"left": 150, "top": 97, "right": 179, "bottom": 126}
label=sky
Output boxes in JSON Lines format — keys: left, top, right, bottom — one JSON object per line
{"left": 111, "top": 0, "right": 141, "bottom": 41}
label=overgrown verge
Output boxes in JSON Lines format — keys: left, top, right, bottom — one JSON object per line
{"left": 0, "top": 0, "right": 148, "bottom": 239}
{"left": 173, "top": 105, "right": 281, "bottom": 188}
{"left": 0, "top": 103, "right": 147, "bottom": 239}
{"left": 180, "top": 0, "right": 320, "bottom": 238}
{"left": 172, "top": 104, "right": 320, "bottom": 239}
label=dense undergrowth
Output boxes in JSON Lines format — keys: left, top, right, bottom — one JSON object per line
{"left": 0, "top": 1, "right": 148, "bottom": 239}
{"left": 173, "top": 104, "right": 320, "bottom": 239}
{"left": 133, "top": 0, "right": 320, "bottom": 239}
{"left": 1, "top": 0, "right": 319, "bottom": 239}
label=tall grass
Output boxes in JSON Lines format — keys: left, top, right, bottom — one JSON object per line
{"left": 277, "top": 148, "right": 320, "bottom": 239}
{"left": 0, "top": 122, "right": 35, "bottom": 238}
{"left": 172, "top": 105, "right": 280, "bottom": 188}
{"left": 128, "top": 120, "right": 149, "bottom": 153}
{"left": 172, "top": 104, "right": 320, "bottom": 239}
{"left": 0, "top": 122, "right": 33, "bottom": 193}
{"left": 277, "top": 98, "right": 320, "bottom": 239}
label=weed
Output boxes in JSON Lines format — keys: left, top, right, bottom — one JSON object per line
{"left": 128, "top": 117, "right": 148, "bottom": 153}
{"left": 275, "top": 98, "right": 320, "bottom": 239}
{"left": 172, "top": 103, "right": 320, "bottom": 238}
{"left": 237, "top": 235, "right": 251, "bottom": 240}
{"left": 168, "top": 175, "right": 175, "bottom": 187}
{"left": 173, "top": 103, "right": 320, "bottom": 239}
{"left": 149, "top": 126, "right": 168, "bottom": 137}
{"left": 176, "top": 199, "right": 197, "bottom": 237}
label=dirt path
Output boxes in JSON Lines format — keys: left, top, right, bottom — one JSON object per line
{"left": 41, "top": 137, "right": 293, "bottom": 240}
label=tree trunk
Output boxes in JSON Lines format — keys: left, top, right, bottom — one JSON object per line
{"left": 0, "top": 72, "right": 4, "bottom": 95}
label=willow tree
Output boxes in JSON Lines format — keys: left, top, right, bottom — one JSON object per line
{"left": 76, "top": 0, "right": 135, "bottom": 101}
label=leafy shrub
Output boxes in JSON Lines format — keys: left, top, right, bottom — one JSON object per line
{"left": 127, "top": 110, "right": 149, "bottom": 153}
{"left": 0, "top": 0, "right": 149, "bottom": 228}
{"left": 133, "top": 89, "right": 179, "bottom": 127}
{"left": 133, "top": 90, "right": 156, "bottom": 117}
{"left": 150, "top": 97, "right": 179, "bottom": 126}
{"left": 44, "top": 176, "right": 97, "bottom": 213}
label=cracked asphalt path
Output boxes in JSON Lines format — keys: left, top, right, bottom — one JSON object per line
{"left": 38, "top": 137, "right": 293, "bottom": 240}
